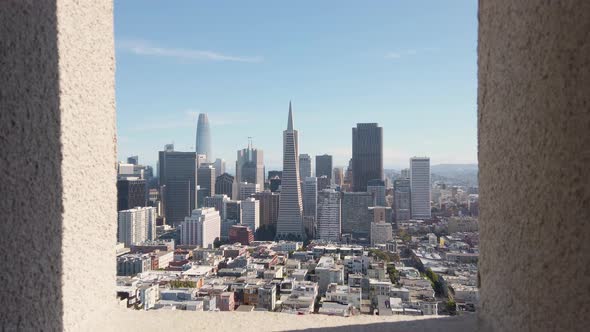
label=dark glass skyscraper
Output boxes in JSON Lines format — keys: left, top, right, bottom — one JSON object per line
{"left": 216, "top": 173, "right": 235, "bottom": 199}
{"left": 116, "top": 178, "right": 146, "bottom": 211}
{"left": 195, "top": 113, "right": 212, "bottom": 162}
{"left": 315, "top": 154, "right": 333, "bottom": 181}
{"left": 352, "top": 123, "right": 383, "bottom": 192}
{"left": 158, "top": 148, "right": 197, "bottom": 227}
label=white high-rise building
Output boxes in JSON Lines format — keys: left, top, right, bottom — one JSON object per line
{"left": 241, "top": 198, "right": 260, "bottom": 232}
{"left": 410, "top": 157, "right": 431, "bottom": 219}
{"left": 302, "top": 177, "right": 318, "bottom": 238}
{"left": 317, "top": 189, "right": 341, "bottom": 242}
{"left": 180, "top": 208, "right": 221, "bottom": 248}
{"left": 213, "top": 158, "right": 226, "bottom": 178}
{"left": 276, "top": 102, "right": 306, "bottom": 240}
{"left": 238, "top": 182, "right": 260, "bottom": 200}
{"left": 299, "top": 154, "right": 312, "bottom": 180}
{"left": 118, "top": 207, "right": 157, "bottom": 247}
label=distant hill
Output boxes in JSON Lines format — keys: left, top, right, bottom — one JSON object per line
{"left": 431, "top": 164, "right": 478, "bottom": 187}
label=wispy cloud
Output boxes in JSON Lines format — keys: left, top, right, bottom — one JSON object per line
{"left": 118, "top": 39, "right": 263, "bottom": 63}
{"left": 126, "top": 109, "right": 250, "bottom": 132}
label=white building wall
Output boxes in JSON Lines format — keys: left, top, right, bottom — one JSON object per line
{"left": 241, "top": 198, "right": 260, "bottom": 232}
{"left": 180, "top": 208, "right": 221, "bottom": 248}
{"left": 317, "top": 189, "right": 341, "bottom": 242}
{"left": 410, "top": 157, "right": 431, "bottom": 219}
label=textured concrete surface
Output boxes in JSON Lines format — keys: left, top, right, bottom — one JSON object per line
{"left": 90, "top": 309, "right": 475, "bottom": 332}
{"left": 0, "top": 1, "right": 63, "bottom": 331}
{"left": 56, "top": 1, "right": 116, "bottom": 330}
{"left": 0, "top": 1, "right": 116, "bottom": 331}
{"left": 478, "top": 1, "right": 590, "bottom": 331}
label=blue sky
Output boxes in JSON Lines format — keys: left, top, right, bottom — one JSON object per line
{"left": 115, "top": 0, "right": 478, "bottom": 171}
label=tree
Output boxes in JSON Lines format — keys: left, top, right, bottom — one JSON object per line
{"left": 446, "top": 300, "right": 457, "bottom": 316}
{"left": 387, "top": 265, "right": 400, "bottom": 284}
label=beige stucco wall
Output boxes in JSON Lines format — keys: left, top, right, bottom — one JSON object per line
{"left": 478, "top": 1, "right": 590, "bottom": 331}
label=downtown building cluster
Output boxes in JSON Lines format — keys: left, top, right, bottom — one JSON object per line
{"left": 114, "top": 102, "right": 479, "bottom": 316}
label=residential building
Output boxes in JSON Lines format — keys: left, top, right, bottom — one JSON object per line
{"left": 341, "top": 192, "right": 375, "bottom": 238}
{"left": 367, "top": 179, "right": 387, "bottom": 207}
{"left": 370, "top": 209, "right": 393, "bottom": 246}
{"left": 241, "top": 197, "right": 260, "bottom": 232}
{"left": 302, "top": 177, "right": 317, "bottom": 238}
{"left": 393, "top": 179, "right": 411, "bottom": 222}
{"left": 180, "top": 208, "right": 221, "bottom": 248}
{"left": 117, "top": 253, "right": 151, "bottom": 276}
{"left": 316, "top": 256, "right": 345, "bottom": 295}
{"left": 352, "top": 123, "right": 383, "bottom": 191}
{"left": 118, "top": 207, "right": 157, "bottom": 247}
{"left": 251, "top": 191, "right": 280, "bottom": 227}
{"left": 228, "top": 225, "right": 254, "bottom": 245}
{"left": 317, "top": 189, "right": 341, "bottom": 242}
{"left": 410, "top": 157, "right": 431, "bottom": 219}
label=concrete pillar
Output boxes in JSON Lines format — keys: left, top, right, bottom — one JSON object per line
{"left": 478, "top": 1, "right": 590, "bottom": 331}
{"left": 0, "top": 1, "right": 116, "bottom": 330}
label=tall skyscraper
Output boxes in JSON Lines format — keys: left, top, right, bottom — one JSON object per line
{"left": 224, "top": 200, "right": 242, "bottom": 223}
{"left": 213, "top": 158, "right": 226, "bottom": 178}
{"left": 352, "top": 123, "right": 383, "bottom": 192}
{"left": 237, "top": 182, "right": 260, "bottom": 200}
{"left": 252, "top": 191, "right": 280, "bottom": 228}
{"left": 317, "top": 189, "right": 341, "bottom": 242}
{"left": 341, "top": 192, "right": 375, "bottom": 238}
{"left": 333, "top": 167, "right": 344, "bottom": 188}
{"left": 299, "top": 154, "right": 312, "bottom": 180}
{"left": 276, "top": 102, "right": 305, "bottom": 240}
{"left": 236, "top": 142, "right": 264, "bottom": 192}
{"left": 197, "top": 165, "right": 216, "bottom": 207}
{"left": 302, "top": 177, "right": 318, "bottom": 238}
{"left": 118, "top": 207, "right": 157, "bottom": 247}
{"left": 127, "top": 156, "right": 139, "bottom": 165}
{"left": 241, "top": 198, "right": 260, "bottom": 232}
{"left": 317, "top": 175, "right": 331, "bottom": 192}
{"left": 393, "top": 179, "right": 411, "bottom": 221}
{"left": 180, "top": 208, "right": 220, "bottom": 248}
{"left": 117, "top": 177, "right": 147, "bottom": 211}
{"left": 367, "top": 179, "right": 387, "bottom": 207}
{"left": 400, "top": 168, "right": 410, "bottom": 179}
{"left": 203, "top": 194, "right": 229, "bottom": 220}
{"left": 410, "top": 157, "right": 431, "bottom": 219}
{"left": 315, "top": 154, "right": 333, "bottom": 181}
{"left": 215, "top": 173, "right": 235, "bottom": 199}
{"left": 158, "top": 148, "right": 197, "bottom": 227}
{"left": 195, "top": 113, "right": 212, "bottom": 163}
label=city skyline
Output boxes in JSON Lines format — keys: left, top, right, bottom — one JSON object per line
{"left": 115, "top": 1, "right": 477, "bottom": 169}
